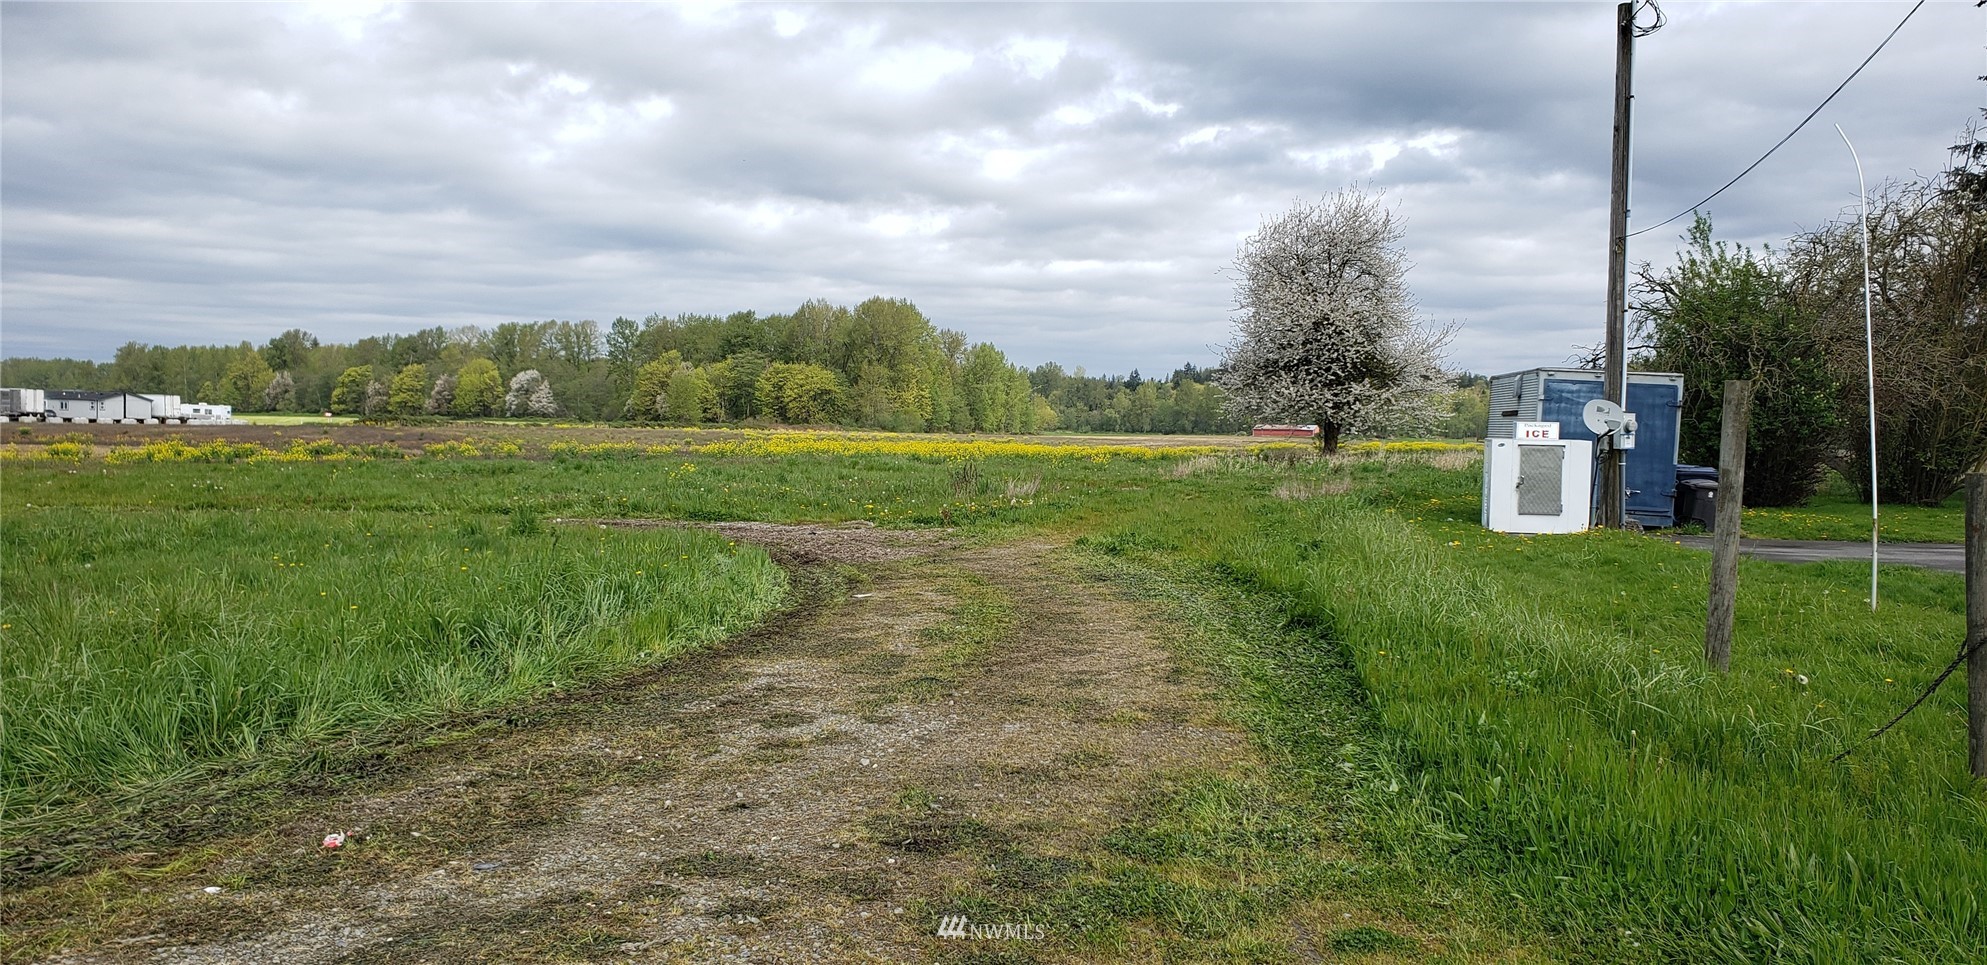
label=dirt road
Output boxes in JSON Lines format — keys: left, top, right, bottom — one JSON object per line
{"left": 24, "top": 525, "right": 1272, "bottom": 963}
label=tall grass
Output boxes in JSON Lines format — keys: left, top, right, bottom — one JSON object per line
{"left": 1108, "top": 454, "right": 1982, "bottom": 961}
{"left": 0, "top": 495, "right": 783, "bottom": 817}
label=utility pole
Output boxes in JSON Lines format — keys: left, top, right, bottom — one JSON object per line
{"left": 1600, "top": 0, "right": 1636, "bottom": 530}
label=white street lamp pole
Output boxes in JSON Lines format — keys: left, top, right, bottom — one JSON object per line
{"left": 1834, "top": 123, "right": 1879, "bottom": 611}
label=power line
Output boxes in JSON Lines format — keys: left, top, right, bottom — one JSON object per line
{"left": 1627, "top": 0, "right": 1928, "bottom": 240}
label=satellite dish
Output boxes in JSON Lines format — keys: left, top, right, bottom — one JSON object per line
{"left": 1583, "top": 398, "right": 1626, "bottom": 435}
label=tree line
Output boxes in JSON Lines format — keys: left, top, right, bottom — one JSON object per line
{"left": 0, "top": 291, "right": 1494, "bottom": 438}
{"left": 9, "top": 296, "right": 1403, "bottom": 435}
{"left": 0, "top": 299, "right": 1020, "bottom": 432}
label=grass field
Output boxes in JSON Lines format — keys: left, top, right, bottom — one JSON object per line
{"left": 1742, "top": 471, "right": 1967, "bottom": 544}
{"left": 0, "top": 440, "right": 790, "bottom": 821}
{"left": 1, "top": 428, "right": 1979, "bottom": 961}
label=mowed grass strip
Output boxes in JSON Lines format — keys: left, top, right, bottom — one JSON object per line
{"left": 0, "top": 472, "right": 784, "bottom": 821}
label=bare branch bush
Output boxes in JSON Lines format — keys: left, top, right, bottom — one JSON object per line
{"left": 1784, "top": 147, "right": 1986, "bottom": 504}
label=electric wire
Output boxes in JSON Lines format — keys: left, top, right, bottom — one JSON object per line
{"left": 1829, "top": 633, "right": 1985, "bottom": 764}
{"left": 1630, "top": 0, "right": 1666, "bottom": 38}
{"left": 1627, "top": 0, "right": 1928, "bottom": 240}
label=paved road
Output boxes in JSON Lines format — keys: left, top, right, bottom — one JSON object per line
{"left": 1666, "top": 535, "right": 1964, "bottom": 573}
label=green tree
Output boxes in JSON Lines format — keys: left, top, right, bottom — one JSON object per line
{"left": 329, "top": 365, "right": 374, "bottom": 415}
{"left": 755, "top": 362, "right": 843, "bottom": 424}
{"left": 662, "top": 368, "right": 717, "bottom": 423}
{"left": 1636, "top": 214, "right": 1839, "bottom": 506}
{"left": 387, "top": 363, "right": 429, "bottom": 416}
{"left": 262, "top": 329, "right": 319, "bottom": 373}
{"left": 452, "top": 359, "right": 502, "bottom": 417}
{"left": 549, "top": 320, "right": 601, "bottom": 370}
{"left": 1433, "top": 382, "right": 1490, "bottom": 439}
{"left": 960, "top": 343, "right": 1030, "bottom": 432}
{"left": 626, "top": 352, "right": 683, "bottom": 421}
{"left": 387, "top": 327, "right": 447, "bottom": 368}
{"left": 218, "top": 346, "right": 275, "bottom": 412}
{"left": 774, "top": 299, "right": 845, "bottom": 364}
{"left": 483, "top": 321, "right": 549, "bottom": 374}
{"left": 605, "top": 316, "right": 644, "bottom": 414}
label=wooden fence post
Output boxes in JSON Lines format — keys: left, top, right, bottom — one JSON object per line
{"left": 1705, "top": 380, "right": 1753, "bottom": 673}
{"left": 1966, "top": 474, "right": 1984, "bottom": 778}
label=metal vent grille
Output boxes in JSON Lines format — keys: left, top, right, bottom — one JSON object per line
{"left": 1517, "top": 445, "right": 1564, "bottom": 515}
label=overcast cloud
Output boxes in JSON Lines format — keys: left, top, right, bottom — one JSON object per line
{"left": 2, "top": 1, "right": 1980, "bottom": 376}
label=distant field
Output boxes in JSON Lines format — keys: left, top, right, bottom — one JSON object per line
{"left": 231, "top": 413, "right": 360, "bottom": 426}
{"left": 1, "top": 432, "right": 1976, "bottom": 961}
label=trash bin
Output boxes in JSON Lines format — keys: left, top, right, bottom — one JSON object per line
{"left": 1674, "top": 466, "right": 1719, "bottom": 530}
{"left": 1675, "top": 478, "right": 1718, "bottom": 530}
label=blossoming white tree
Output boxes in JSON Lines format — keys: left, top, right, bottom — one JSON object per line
{"left": 505, "top": 368, "right": 558, "bottom": 417}
{"left": 1217, "top": 189, "right": 1454, "bottom": 452}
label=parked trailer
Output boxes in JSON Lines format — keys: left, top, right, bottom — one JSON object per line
{"left": 42, "top": 390, "right": 159, "bottom": 423}
{"left": 149, "top": 394, "right": 185, "bottom": 422}
{"left": 1, "top": 388, "right": 47, "bottom": 420}
{"left": 182, "top": 402, "right": 234, "bottom": 423}
{"left": 15, "top": 388, "right": 231, "bottom": 424}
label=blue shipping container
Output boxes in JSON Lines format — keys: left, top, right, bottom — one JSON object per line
{"left": 1487, "top": 368, "right": 1684, "bottom": 527}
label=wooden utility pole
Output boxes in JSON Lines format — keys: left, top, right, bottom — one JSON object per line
{"left": 1967, "top": 474, "right": 1984, "bottom": 778}
{"left": 1601, "top": 1, "right": 1636, "bottom": 530}
{"left": 1705, "top": 380, "right": 1752, "bottom": 672}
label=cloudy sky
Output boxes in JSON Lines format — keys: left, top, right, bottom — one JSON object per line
{"left": 2, "top": 1, "right": 1979, "bottom": 376}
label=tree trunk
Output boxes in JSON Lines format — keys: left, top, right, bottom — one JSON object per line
{"left": 1315, "top": 420, "right": 1342, "bottom": 454}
